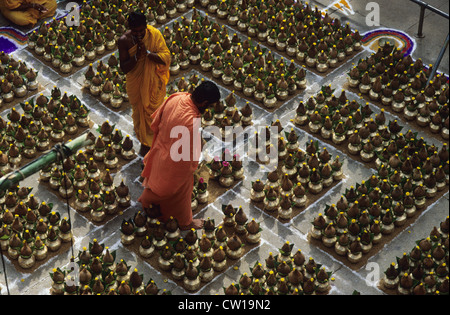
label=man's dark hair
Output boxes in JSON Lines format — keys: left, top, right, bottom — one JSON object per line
{"left": 191, "top": 81, "right": 221, "bottom": 106}
{"left": 128, "top": 11, "right": 147, "bottom": 29}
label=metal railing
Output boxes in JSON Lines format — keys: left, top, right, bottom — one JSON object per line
{"left": 410, "top": 0, "right": 449, "bottom": 83}
{"left": 410, "top": 0, "right": 449, "bottom": 38}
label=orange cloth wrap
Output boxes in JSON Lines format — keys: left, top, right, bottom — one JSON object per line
{"left": 0, "top": 0, "right": 57, "bottom": 26}
{"left": 138, "top": 92, "right": 201, "bottom": 227}
{"left": 126, "top": 25, "right": 171, "bottom": 148}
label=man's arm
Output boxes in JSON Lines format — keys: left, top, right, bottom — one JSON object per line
{"left": 147, "top": 51, "right": 166, "bottom": 65}
{"left": 118, "top": 35, "right": 143, "bottom": 75}
{"left": 12, "top": 3, "right": 31, "bottom": 10}
{"left": 11, "top": 1, "right": 48, "bottom": 12}
{"left": 147, "top": 29, "right": 171, "bottom": 66}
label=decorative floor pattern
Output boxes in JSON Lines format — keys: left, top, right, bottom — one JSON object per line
{"left": 362, "top": 28, "right": 416, "bottom": 56}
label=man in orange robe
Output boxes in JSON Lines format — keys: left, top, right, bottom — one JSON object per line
{"left": 138, "top": 81, "right": 221, "bottom": 230}
{"left": 118, "top": 11, "right": 171, "bottom": 156}
{"left": 0, "top": 0, "right": 56, "bottom": 27}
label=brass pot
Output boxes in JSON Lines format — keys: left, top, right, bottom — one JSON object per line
{"left": 73, "top": 55, "right": 86, "bottom": 67}
{"left": 100, "top": 92, "right": 112, "bottom": 104}
{"left": 89, "top": 84, "right": 102, "bottom": 96}
{"left": 27, "top": 79, "right": 39, "bottom": 91}
{"left": 2, "top": 91, "right": 14, "bottom": 103}
{"left": 60, "top": 62, "right": 73, "bottom": 74}
{"left": 110, "top": 96, "right": 123, "bottom": 109}
{"left": 51, "top": 58, "right": 62, "bottom": 68}
{"left": 14, "top": 85, "right": 28, "bottom": 98}
{"left": 85, "top": 49, "right": 96, "bottom": 61}
{"left": 316, "top": 62, "right": 329, "bottom": 73}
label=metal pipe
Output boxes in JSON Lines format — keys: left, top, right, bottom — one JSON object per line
{"left": 427, "top": 32, "right": 450, "bottom": 87}
{"left": 410, "top": 0, "right": 449, "bottom": 37}
{"left": 0, "top": 131, "right": 95, "bottom": 194}
{"left": 417, "top": 5, "right": 426, "bottom": 38}
{"left": 410, "top": 0, "right": 449, "bottom": 20}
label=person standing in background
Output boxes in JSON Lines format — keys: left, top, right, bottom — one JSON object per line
{"left": 0, "top": 0, "right": 56, "bottom": 27}
{"left": 118, "top": 11, "right": 171, "bottom": 156}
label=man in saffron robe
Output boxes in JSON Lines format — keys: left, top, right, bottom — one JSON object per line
{"left": 0, "top": 0, "right": 56, "bottom": 27}
{"left": 118, "top": 11, "right": 171, "bottom": 156}
{"left": 138, "top": 81, "right": 221, "bottom": 230}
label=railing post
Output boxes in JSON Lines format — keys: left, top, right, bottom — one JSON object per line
{"left": 417, "top": 4, "right": 426, "bottom": 38}
{"left": 426, "top": 33, "right": 450, "bottom": 87}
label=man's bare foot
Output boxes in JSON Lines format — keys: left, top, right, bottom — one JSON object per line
{"left": 180, "top": 219, "right": 204, "bottom": 231}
